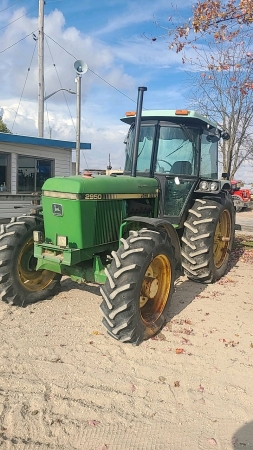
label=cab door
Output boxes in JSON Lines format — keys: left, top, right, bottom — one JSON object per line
{"left": 153, "top": 122, "right": 199, "bottom": 223}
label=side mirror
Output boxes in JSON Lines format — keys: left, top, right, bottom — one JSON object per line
{"left": 206, "top": 134, "right": 219, "bottom": 143}
{"left": 221, "top": 131, "right": 230, "bottom": 140}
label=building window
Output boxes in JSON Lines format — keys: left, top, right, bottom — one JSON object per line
{"left": 18, "top": 156, "right": 54, "bottom": 193}
{"left": 0, "top": 152, "right": 10, "bottom": 192}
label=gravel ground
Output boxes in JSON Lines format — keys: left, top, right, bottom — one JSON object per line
{"left": 0, "top": 231, "right": 253, "bottom": 449}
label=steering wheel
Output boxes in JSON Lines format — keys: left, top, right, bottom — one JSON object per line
{"left": 157, "top": 159, "right": 172, "bottom": 171}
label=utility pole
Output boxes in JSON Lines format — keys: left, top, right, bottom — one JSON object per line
{"left": 74, "top": 60, "right": 88, "bottom": 175}
{"left": 38, "top": 0, "right": 45, "bottom": 137}
{"left": 75, "top": 75, "right": 81, "bottom": 175}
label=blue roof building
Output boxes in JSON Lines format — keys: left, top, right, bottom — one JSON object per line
{"left": 0, "top": 132, "right": 91, "bottom": 220}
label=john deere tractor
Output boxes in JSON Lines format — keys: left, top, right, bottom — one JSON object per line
{"left": 0, "top": 87, "right": 234, "bottom": 345}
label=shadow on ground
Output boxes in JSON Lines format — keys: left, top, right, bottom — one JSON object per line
{"left": 58, "top": 234, "right": 250, "bottom": 323}
{"left": 232, "top": 421, "right": 253, "bottom": 449}
{"left": 227, "top": 233, "right": 252, "bottom": 271}
{"left": 60, "top": 278, "right": 101, "bottom": 296}
{"left": 53, "top": 232, "right": 252, "bottom": 331}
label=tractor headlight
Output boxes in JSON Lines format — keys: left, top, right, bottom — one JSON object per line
{"left": 33, "top": 231, "right": 44, "bottom": 243}
{"left": 210, "top": 182, "right": 218, "bottom": 191}
{"left": 199, "top": 181, "right": 209, "bottom": 190}
{"left": 57, "top": 235, "right": 68, "bottom": 247}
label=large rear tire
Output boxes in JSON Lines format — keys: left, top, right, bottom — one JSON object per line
{"left": 100, "top": 228, "right": 175, "bottom": 345}
{"left": 182, "top": 196, "right": 235, "bottom": 283}
{"left": 0, "top": 216, "right": 61, "bottom": 306}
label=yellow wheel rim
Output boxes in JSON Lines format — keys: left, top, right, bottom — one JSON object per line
{"left": 140, "top": 254, "right": 172, "bottom": 324}
{"left": 213, "top": 209, "right": 231, "bottom": 269}
{"left": 17, "top": 237, "right": 56, "bottom": 292}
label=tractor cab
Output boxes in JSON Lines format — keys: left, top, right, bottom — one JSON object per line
{"left": 121, "top": 110, "right": 227, "bottom": 226}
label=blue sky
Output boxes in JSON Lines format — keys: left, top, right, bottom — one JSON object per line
{"left": 0, "top": 0, "right": 252, "bottom": 183}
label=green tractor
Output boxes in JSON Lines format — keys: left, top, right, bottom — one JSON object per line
{"left": 0, "top": 87, "right": 234, "bottom": 345}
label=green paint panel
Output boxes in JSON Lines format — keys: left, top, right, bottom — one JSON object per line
{"left": 43, "top": 175, "right": 158, "bottom": 194}
{"left": 41, "top": 175, "right": 158, "bottom": 250}
{"left": 42, "top": 197, "right": 96, "bottom": 248}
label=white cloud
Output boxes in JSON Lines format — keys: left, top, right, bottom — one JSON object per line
{"left": 1, "top": 98, "right": 127, "bottom": 171}
{"left": 0, "top": 8, "right": 135, "bottom": 99}
{"left": 236, "top": 162, "right": 253, "bottom": 185}
{"left": 0, "top": 8, "right": 137, "bottom": 139}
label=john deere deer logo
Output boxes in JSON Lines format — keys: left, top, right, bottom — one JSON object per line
{"left": 52, "top": 203, "right": 63, "bottom": 216}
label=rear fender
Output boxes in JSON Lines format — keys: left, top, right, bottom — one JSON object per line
{"left": 125, "top": 216, "right": 182, "bottom": 272}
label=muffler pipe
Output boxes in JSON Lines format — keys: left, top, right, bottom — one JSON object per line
{"left": 131, "top": 86, "right": 147, "bottom": 177}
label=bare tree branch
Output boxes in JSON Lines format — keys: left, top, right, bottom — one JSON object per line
{"left": 186, "top": 39, "right": 253, "bottom": 178}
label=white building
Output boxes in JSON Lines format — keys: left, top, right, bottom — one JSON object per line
{"left": 0, "top": 132, "right": 91, "bottom": 221}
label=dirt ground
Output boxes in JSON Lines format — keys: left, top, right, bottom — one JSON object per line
{"left": 235, "top": 207, "right": 253, "bottom": 232}
{"left": 1, "top": 231, "right": 253, "bottom": 450}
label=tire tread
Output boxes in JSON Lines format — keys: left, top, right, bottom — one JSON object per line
{"left": 100, "top": 228, "right": 175, "bottom": 345}
{"left": 182, "top": 196, "right": 235, "bottom": 283}
{"left": 0, "top": 216, "right": 61, "bottom": 306}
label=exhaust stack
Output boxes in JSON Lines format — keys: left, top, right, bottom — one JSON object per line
{"left": 131, "top": 86, "right": 147, "bottom": 177}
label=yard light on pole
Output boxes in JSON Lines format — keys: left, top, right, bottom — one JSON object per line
{"left": 43, "top": 88, "right": 76, "bottom": 138}
{"left": 74, "top": 60, "right": 88, "bottom": 175}
{"left": 44, "top": 88, "right": 76, "bottom": 101}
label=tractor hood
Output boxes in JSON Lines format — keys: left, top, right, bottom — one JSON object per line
{"left": 42, "top": 174, "right": 158, "bottom": 196}
{"left": 40, "top": 175, "right": 159, "bottom": 251}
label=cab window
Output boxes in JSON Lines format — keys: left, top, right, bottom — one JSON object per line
{"left": 124, "top": 124, "right": 156, "bottom": 173}
{"left": 155, "top": 125, "right": 198, "bottom": 176}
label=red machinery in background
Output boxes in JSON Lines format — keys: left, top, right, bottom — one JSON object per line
{"left": 231, "top": 180, "right": 253, "bottom": 212}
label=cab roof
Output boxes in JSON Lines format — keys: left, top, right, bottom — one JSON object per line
{"left": 121, "top": 109, "right": 218, "bottom": 130}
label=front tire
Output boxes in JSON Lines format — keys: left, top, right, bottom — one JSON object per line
{"left": 100, "top": 228, "right": 175, "bottom": 345}
{"left": 182, "top": 196, "right": 235, "bottom": 283}
{"left": 0, "top": 216, "right": 61, "bottom": 306}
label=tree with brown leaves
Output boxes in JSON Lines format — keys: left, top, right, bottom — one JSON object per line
{"left": 153, "top": 1, "right": 253, "bottom": 178}
{"left": 167, "top": 0, "right": 253, "bottom": 53}
{"left": 188, "top": 39, "right": 253, "bottom": 179}
{"left": 164, "top": 1, "right": 253, "bottom": 92}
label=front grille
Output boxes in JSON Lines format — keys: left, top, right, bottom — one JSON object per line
{"left": 94, "top": 200, "right": 122, "bottom": 246}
